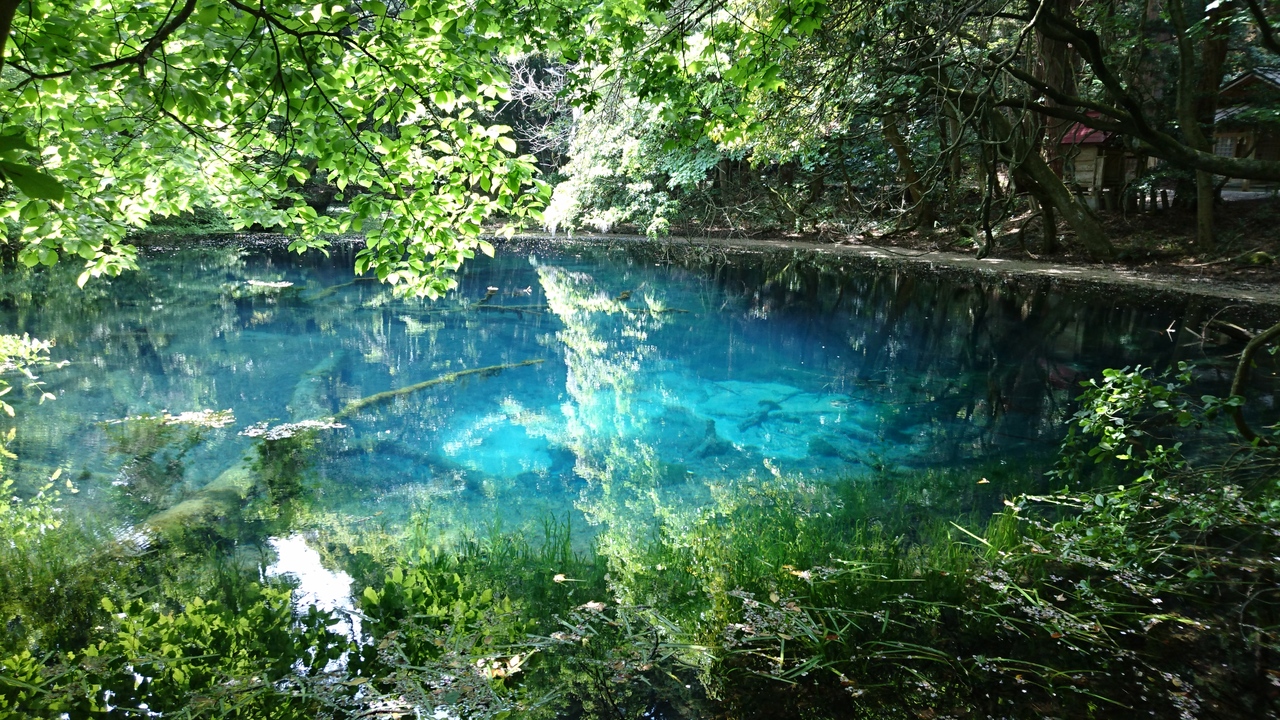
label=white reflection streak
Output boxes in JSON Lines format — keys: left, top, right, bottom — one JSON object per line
{"left": 265, "top": 535, "right": 361, "bottom": 638}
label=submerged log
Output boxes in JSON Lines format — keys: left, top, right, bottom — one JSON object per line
{"left": 289, "top": 350, "right": 346, "bottom": 419}
{"left": 335, "top": 359, "right": 545, "bottom": 419}
{"left": 144, "top": 460, "right": 256, "bottom": 533}
{"left": 143, "top": 351, "right": 348, "bottom": 534}
{"left": 473, "top": 304, "right": 549, "bottom": 315}
{"left": 303, "top": 277, "right": 380, "bottom": 301}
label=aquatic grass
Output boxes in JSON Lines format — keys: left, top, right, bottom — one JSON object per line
{"left": 570, "top": 415, "right": 1279, "bottom": 718}
{"left": 4, "top": 454, "right": 1276, "bottom": 718}
{"left": 0, "top": 480, "right": 119, "bottom": 654}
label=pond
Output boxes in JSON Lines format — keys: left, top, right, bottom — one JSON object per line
{"left": 6, "top": 238, "right": 1280, "bottom": 718}
{"left": 0, "top": 238, "right": 1246, "bottom": 548}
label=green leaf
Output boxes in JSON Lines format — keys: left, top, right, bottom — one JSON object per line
{"left": 0, "top": 161, "right": 64, "bottom": 201}
{"left": 0, "top": 130, "right": 37, "bottom": 154}
{"left": 497, "top": 136, "right": 517, "bottom": 153}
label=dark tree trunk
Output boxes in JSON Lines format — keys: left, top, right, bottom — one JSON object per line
{"left": 882, "top": 113, "right": 936, "bottom": 231}
{"left": 988, "top": 108, "right": 1114, "bottom": 259}
{"left": 1170, "top": 0, "right": 1233, "bottom": 246}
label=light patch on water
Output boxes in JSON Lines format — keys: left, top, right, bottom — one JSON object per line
{"left": 440, "top": 412, "right": 555, "bottom": 478}
{"left": 265, "top": 535, "right": 360, "bottom": 637}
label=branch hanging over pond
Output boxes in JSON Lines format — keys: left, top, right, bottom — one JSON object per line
{"left": 335, "top": 359, "right": 545, "bottom": 419}
{"left": 1229, "top": 320, "right": 1280, "bottom": 446}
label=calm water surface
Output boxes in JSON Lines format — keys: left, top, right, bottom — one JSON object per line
{"left": 0, "top": 239, "right": 1244, "bottom": 543}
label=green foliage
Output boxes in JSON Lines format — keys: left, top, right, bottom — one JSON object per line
{"left": 0, "top": 479, "right": 112, "bottom": 655}
{"left": 2, "top": 586, "right": 344, "bottom": 719}
{"left": 1055, "top": 363, "right": 1248, "bottom": 485}
{"left": 0, "top": 335, "right": 55, "bottom": 421}
{"left": 2, "top": 0, "right": 547, "bottom": 295}
{"left": 139, "top": 207, "right": 235, "bottom": 237}
{"left": 544, "top": 102, "right": 722, "bottom": 236}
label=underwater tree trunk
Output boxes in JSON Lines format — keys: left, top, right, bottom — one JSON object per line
{"left": 144, "top": 358, "right": 544, "bottom": 533}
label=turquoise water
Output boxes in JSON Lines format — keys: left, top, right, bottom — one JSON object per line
{"left": 0, "top": 239, "right": 1241, "bottom": 541}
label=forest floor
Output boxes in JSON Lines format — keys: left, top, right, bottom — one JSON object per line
{"left": 843, "top": 195, "right": 1280, "bottom": 287}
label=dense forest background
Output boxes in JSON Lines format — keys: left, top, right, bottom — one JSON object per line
{"left": 6, "top": 1, "right": 1280, "bottom": 289}
{"left": 498, "top": 0, "right": 1280, "bottom": 269}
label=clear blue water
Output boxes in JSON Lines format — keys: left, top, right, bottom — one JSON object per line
{"left": 0, "top": 239, "right": 1238, "bottom": 542}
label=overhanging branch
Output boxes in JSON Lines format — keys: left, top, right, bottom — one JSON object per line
{"left": 9, "top": 0, "right": 197, "bottom": 85}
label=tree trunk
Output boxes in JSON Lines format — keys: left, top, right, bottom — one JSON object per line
{"left": 1196, "top": 168, "right": 1215, "bottom": 246}
{"left": 1042, "top": 203, "right": 1059, "bottom": 253}
{"left": 0, "top": 0, "right": 20, "bottom": 70}
{"left": 1036, "top": 0, "right": 1079, "bottom": 175}
{"left": 1170, "top": 0, "right": 1232, "bottom": 246}
{"left": 988, "top": 108, "right": 1114, "bottom": 260}
{"left": 882, "top": 113, "right": 935, "bottom": 231}
{"left": 940, "top": 105, "right": 965, "bottom": 210}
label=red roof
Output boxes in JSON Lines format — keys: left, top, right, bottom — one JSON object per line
{"left": 1059, "top": 122, "right": 1111, "bottom": 145}
{"left": 1058, "top": 110, "right": 1113, "bottom": 145}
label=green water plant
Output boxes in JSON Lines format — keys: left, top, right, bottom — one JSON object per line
{"left": 1, "top": 585, "right": 346, "bottom": 720}
{"left": 688, "top": 365, "right": 1279, "bottom": 717}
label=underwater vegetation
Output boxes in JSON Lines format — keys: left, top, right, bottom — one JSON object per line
{"left": 0, "top": 358, "right": 1277, "bottom": 719}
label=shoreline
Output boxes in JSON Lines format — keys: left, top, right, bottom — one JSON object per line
{"left": 509, "top": 232, "right": 1280, "bottom": 309}
{"left": 129, "top": 229, "right": 1280, "bottom": 310}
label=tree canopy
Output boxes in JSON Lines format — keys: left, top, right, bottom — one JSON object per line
{"left": 2, "top": 0, "right": 1280, "bottom": 284}
{"left": 0, "top": 0, "right": 553, "bottom": 295}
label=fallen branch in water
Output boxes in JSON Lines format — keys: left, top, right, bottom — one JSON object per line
{"left": 303, "top": 277, "right": 380, "bottom": 301}
{"left": 143, "top": 357, "right": 544, "bottom": 534}
{"left": 473, "top": 304, "right": 549, "bottom": 315}
{"left": 335, "top": 359, "right": 545, "bottom": 419}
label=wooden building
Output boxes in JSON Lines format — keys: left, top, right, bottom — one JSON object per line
{"left": 1053, "top": 69, "right": 1280, "bottom": 202}
{"left": 1057, "top": 116, "right": 1145, "bottom": 209}
{"left": 1214, "top": 68, "right": 1280, "bottom": 190}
